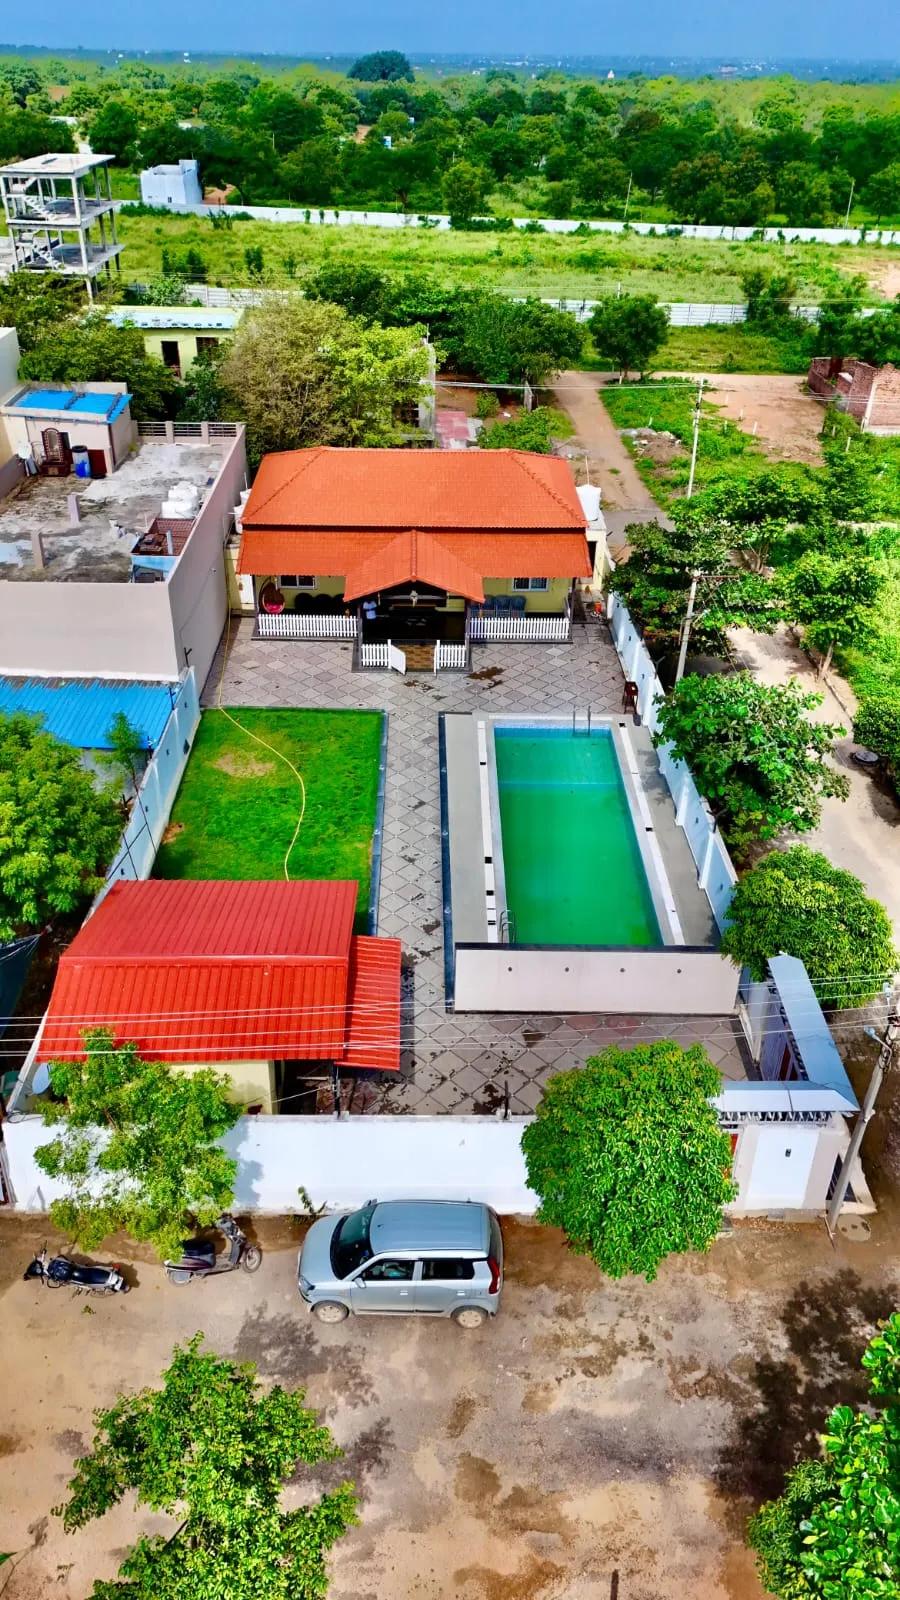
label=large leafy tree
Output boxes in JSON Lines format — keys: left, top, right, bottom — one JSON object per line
{"left": 443, "top": 159, "right": 491, "bottom": 224}
{"left": 445, "top": 291, "right": 585, "bottom": 384}
{"left": 218, "top": 295, "right": 430, "bottom": 463}
{"left": 20, "top": 314, "right": 178, "bottom": 419}
{"left": 780, "top": 550, "right": 882, "bottom": 676}
{"left": 0, "top": 271, "right": 85, "bottom": 354}
{"left": 89, "top": 98, "right": 140, "bottom": 163}
{"left": 748, "top": 1313, "right": 900, "bottom": 1599}
{"left": 522, "top": 1042, "right": 736, "bottom": 1282}
{"left": 589, "top": 294, "right": 669, "bottom": 380}
{"left": 720, "top": 846, "right": 897, "bottom": 1008}
{"left": 652, "top": 674, "right": 849, "bottom": 854}
{"left": 0, "top": 712, "right": 122, "bottom": 941}
{"left": 35, "top": 1030, "right": 239, "bottom": 1259}
{"left": 348, "top": 50, "right": 413, "bottom": 82}
{"left": 612, "top": 510, "right": 782, "bottom": 657}
{"left": 57, "top": 1336, "right": 358, "bottom": 1600}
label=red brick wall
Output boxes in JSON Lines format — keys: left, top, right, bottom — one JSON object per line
{"left": 868, "top": 364, "right": 900, "bottom": 433}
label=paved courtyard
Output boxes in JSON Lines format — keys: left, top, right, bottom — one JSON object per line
{"left": 204, "top": 620, "right": 748, "bottom": 1112}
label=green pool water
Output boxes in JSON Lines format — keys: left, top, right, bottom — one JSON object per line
{"left": 494, "top": 727, "right": 661, "bottom": 947}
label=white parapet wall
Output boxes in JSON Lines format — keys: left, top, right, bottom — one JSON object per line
{"left": 454, "top": 944, "right": 739, "bottom": 1014}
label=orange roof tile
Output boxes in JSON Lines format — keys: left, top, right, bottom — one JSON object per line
{"left": 238, "top": 530, "right": 591, "bottom": 582}
{"left": 344, "top": 530, "right": 485, "bottom": 604}
{"left": 241, "top": 447, "right": 586, "bottom": 531}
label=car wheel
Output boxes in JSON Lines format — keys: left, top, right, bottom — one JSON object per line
{"left": 452, "top": 1305, "right": 489, "bottom": 1329}
{"left": 312, "top": 1300, "right": 350, "bottom": 1324}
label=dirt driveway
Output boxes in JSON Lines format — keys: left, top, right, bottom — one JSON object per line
{"left": 0, "top": 1213, "right": 896, "bottom": 1600}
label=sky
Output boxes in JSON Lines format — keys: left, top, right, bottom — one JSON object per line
{"left": 3, "top": 0, "right": 899, "bottom": 61}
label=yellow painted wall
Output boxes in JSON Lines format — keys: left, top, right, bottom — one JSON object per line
{"left": 178, "top": 1059, "right": 276, "bottom": 1114}
{"left": 482, "top": 576, "right": 570, "bottom": 612}
{"left": 143, "top": 330, "right": 225, "bottom": 371}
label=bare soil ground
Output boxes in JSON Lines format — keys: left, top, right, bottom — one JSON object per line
{"left": 0, "top": 1212, "right": 896, "bottom": 1600}
{"left": 659, "top": 372, "right": 826, "bottom": 465}
{"left": 861, "top": 259, "right": 900, "bottom": 301}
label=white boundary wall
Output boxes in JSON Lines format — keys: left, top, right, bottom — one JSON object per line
{"left": 607, "top": 592, "right": 737, "bottom": 932}
{"left": 101, "top": 670, "right": 200, "bottom": 890}
{"left": 1, "top": 1102, "right": 867, "bottom": 1218}
{"left": 131, "top": 203, "right": 900, "bottom": 246}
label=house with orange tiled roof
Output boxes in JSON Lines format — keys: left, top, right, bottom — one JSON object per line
{"left": 228, "top": 447, "right": 602, "bottom": 670}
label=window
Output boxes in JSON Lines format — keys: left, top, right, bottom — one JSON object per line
{"left": 330, "top": 1203, "right": 374, "bottom": 1278}
{"left": 196, "top": 336, "right": 219, "bottom": 355}
{"left": 421, "top": 1258, "right": 475, "bottom": 1281}
{"left": 362, "top": 1259, "right": 415, "bottom": 1282}
{"left": 512, "top": 577, "right": 549, "bottom": 592}
{"left": 279, "top": 574, "right": 315, "bottom": 589}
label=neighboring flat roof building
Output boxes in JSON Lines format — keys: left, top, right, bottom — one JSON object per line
{"left": 105, "top": 304, "right": 242, "bottom": 378}
{"left": 0, "top": 153, "right": 122, "bottom": 297}
{"left": 140, "top": 160, "right": 202, "bottom": 207}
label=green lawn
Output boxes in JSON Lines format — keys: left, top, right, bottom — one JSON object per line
{"left": 115, "top": 211, "right": 897, "bottom": 305}
{"left": 154, "top": 708, "right": 384, "bottom": 920}
{"left": 654, "top": 323, "right": 811, "bottom": 374}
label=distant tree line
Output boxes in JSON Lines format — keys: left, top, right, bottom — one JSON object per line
{"left": 1, "top": 52, "right": 899, "bottom": 223}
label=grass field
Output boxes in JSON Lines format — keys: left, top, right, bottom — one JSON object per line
{"left": 652, "top": 324, "right": 810, "bottom": 374}
{"left": 154, "top": 707, "right": 383, "bottom": 920}
{"left": 601, "top": 380, "right": 766, "bottom": 503}
{"left": 115, "top": 212, "right": 899, "bottom": 305}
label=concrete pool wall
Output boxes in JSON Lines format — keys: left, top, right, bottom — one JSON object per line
{"left": 442, "top": 710, "right": 741, "bottom": 1015}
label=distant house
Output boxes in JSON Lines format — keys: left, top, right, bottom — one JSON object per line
{"left": 229, "top": 446, "right": 604, "bottom": 668}
{"left": 35, "top": 879, "right": 402, "bottom": 1114}
{"left": 140, "top": 160, "right": 202, "bottom": 207}
{"left": 808, "top": 356, "right": 900, "bottom": 434}
{"left": 105, "top": 305, "right": 243, "bottom": 379}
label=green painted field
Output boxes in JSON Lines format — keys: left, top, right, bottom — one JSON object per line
{"left": 115, "top": 212, "right": 898, "bottom": 305}
{"left": 154, "top": 708, "right": 383, "bottom": 921}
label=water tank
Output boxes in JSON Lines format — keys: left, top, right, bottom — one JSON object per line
{"left": 577, "top": 484, "right": 602, "bottom": 524}
{"left": 72, "top": 446, "right": 91, "bottom": 480}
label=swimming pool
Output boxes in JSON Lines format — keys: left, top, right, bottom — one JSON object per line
{"left": 494, "top": 726, "right": 661, "bottom": 947}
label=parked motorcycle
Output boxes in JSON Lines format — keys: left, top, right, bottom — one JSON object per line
{"left": 24, "top": 1247, "right": 129, "bottom": 1295}
{"left": 164, "top": 1214, "right": 262, "bottom": 1285}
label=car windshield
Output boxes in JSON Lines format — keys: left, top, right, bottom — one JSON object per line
{"left": 331, "top": 1204, "right": 375, "bottom": 1278}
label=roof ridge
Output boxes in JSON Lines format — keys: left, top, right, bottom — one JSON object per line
{"left": 508, "top": 450, "right": 584, "bottom": 524}
{"left": 243, "top": 447, "right": 325, "bottom": 523}
{"left": 62, "top": 952, "right": 350, "bottom": 966}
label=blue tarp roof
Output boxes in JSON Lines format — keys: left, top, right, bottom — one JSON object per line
{"left": 12, "top": 388, "right": 132, "bottom": 421}
{"left": 0, "top": 678, "right": 174, "bottom": 750}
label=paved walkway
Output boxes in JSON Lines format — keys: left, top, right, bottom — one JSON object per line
{"left": 732, "top": 625, "right": 900, "bottom": 941}
{"left": 204, "top": 621, "right": 747, "bottom": 1111}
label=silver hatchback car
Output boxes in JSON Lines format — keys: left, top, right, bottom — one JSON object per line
{"left": 298, "top": 1199, "right": 503, "bottom": 1328}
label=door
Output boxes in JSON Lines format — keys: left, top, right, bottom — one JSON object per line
{"left": 349, "top": 1257, "right": 416, "bottom": 1313}
{"left": 414, "top": 1257, "right": 479, "bottom": 1315}
{"left": 161, "top": 339, "right": 182, "bottom": 377}
{"left": 87, "top": 448, "right": 107, "bottom": 479}
{"left": 387, "top": 641, "right": 406, "bottom": 674}
{"left": 745, "top": 1128, "right": 818, "bottom": 1210}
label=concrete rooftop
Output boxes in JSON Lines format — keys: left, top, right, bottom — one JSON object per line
{"left": 0, "top": 441, "right": 224, "bottom": 583}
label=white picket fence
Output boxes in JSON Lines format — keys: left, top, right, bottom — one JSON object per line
{"left": 469, "top": 613, "right": 570, "bottom": 642}
{"left": 256, "top": 612, "right": 357, "bottom": 639}
{"left": 434, "top": 640, "right": 468, "bottom": 671}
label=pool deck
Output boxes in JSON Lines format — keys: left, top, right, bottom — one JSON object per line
{"left": 204, "top": 619, "right": 751, "bottom": 1112}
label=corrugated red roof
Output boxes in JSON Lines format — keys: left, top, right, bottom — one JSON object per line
{"left": 344, "top": 530, "right": 485, "bottom": 604}
{"left": 40, "top": 880, "right": 400, "bottom": 1071}
{"left": 241, "top": 447, "right": 586, "bottom": 531}
{"left": 237, "top": 530, "right": 592, "bottom": 582}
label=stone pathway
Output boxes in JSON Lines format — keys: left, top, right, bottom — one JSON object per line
{"left": 204, "top": 620, "right": 748, "bottom": 1111}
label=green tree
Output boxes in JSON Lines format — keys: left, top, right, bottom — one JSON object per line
{"left": 748, "top": 1313, "right": 900, "bottom": 1599}
{"left": 780, "top": 550, "right": 882, "bottom": 676}
{"left": 588, "top": 294, "right": 669, "bottom": 380}
{"left": 611, "top": 513, "right": 782, "bottom": 657}
{"left": 854, "top": 697, "right": 900, "bottom": 774}
{"left": 652, "top": 674, "right": 849, "bottom": 854}
{"left": 522, "top": 1042, "right": 736, "bottom": 1282}
{"left": 56, "top": 1335, "right": 357, "bottom": 1600}
{"left": 741, "top": 268, "right": 799, "bottom": 328}
{"left": 304, "top": 262, "right": 391, "bottom": 321}
{"left": 96, "top": 712, "right": 146, "bottom": 798}
{"left": 35, "top": 1030, "right": 239, "bottom": 1258}
{"left": 20, "top": 314, "right": 178, "bottom": 419}
{"left": 176, "top": 345, "right": 225, "bottom": 422}
{"left": 0, "top": 713, "right": 121, "bottom": 940}
{"left": 218, "top": 294, "right": 430, "bottom": 462}
{"left": 720, "top": 846, "right": 897, "bottom": 1008}
{"left": 89, "top": 98, "right": 140, "bottom": 163}
{"left": 481, "top": 406, "right": 569, "bottom": 453}
{"left": 446, "top": 291, "right": 584, "bottom": 383}
{"left": 443, "top": 160, "right": 490, "bottom": 224}
{"left": 0, "top": 271, "right": 84, "bottom": 353}
{"left": 863, "top": 162, "right": 900, "bottom": 224}
{"left": 348, "top": 50, "right": 413, "bottom": 82}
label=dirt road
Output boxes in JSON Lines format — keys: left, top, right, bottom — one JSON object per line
{"left": 1, "top": 1212, "right": 897, "bottom": 1600}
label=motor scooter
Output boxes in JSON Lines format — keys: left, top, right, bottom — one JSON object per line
{"left": 165, "top": 1213, "right": 262, "bottom": 1285}
{"left": 24, "top": 1247, "right": 129, "bottom": 1294}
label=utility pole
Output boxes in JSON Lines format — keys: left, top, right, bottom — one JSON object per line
{"left": 674, "top": 571, "right": 700, "bottom": 683}
{"left": 686, "top": 377, "right": 704, "bottom": 499}
{"left": 826, "top": 991, "right": 899, "bottom": 1240}
{"left": 623, "top": 173, "right": 633, "bottom": 224}
{"left": 844, "top": 176, "right": 855, "bottom": 229}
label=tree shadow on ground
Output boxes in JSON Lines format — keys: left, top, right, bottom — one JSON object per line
{"left": 717, "top": 1268, "right": 898, "bottom": 1512}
